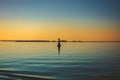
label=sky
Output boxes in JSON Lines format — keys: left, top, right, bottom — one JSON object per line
{"left": 0, "top": 0, "right": 120, "bottom": 41}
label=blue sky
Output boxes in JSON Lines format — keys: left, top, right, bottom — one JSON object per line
{"left": 0, "top": 0, "right": 120, "bottom": 22}
{"left": 0, "top": 0, "right": 120, "bottom": 40}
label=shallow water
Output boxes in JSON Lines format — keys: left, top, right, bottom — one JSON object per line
{"left": 0, "top": 42, "right": 120, "bottom": 80}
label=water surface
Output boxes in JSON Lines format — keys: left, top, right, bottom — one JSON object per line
{"left": 0, "top": 42, "right": 120, "bottom": 80}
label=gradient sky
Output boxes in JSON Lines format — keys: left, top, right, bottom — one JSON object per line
{"left": 0, "top": 0, "right": 120, "bottom": 41}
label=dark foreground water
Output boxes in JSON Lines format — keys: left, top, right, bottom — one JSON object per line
{"left": 0, "top": 42, "right": 120, "bottom": 80}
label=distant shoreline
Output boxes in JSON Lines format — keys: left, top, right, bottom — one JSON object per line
{"left": 0, "top": 40, "right": 120, "bottom": 42}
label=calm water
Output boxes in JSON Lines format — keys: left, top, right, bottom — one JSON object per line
{"left": 0, "top": 42, "right": 120, "bottom": 80}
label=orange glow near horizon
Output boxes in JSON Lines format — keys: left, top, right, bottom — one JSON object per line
{"left": 0, "top": 20, "right": 120, "bottom": 41}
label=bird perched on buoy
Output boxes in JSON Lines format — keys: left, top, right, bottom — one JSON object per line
{"left": 57, "top": 38, "right": 61, "bottom": 47}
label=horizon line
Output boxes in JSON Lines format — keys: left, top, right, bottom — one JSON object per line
{"left": 0, "top": 40, "right": 120, "bottom": 42}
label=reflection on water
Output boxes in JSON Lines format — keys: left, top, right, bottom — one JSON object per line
{"left": 58, "top": 46, "right": 61, "bottom": 55}
{"left": 0, "top": 42, "right": 120, "bottom": 80}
